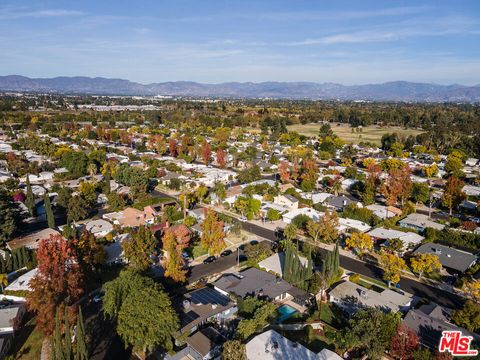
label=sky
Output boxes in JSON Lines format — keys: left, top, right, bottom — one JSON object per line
{"left": 1, "top": 0, "right": 480, "bottom": 85}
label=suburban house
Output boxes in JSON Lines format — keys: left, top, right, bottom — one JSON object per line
{"left": 117, "top": 206, "right": 160, "bottom": 227}
{"left": 0, "top": 304, "right": 25, "bottom": 335}
{"left": 325, "top": 195, "right": 359, "bottom": 212}
{"left": 365, "top": 204, "right": 402, "bottom": 219}
{"left": 4, "top": 268, "right": 37, "bottom": 293}
{"left": 273, "top": 194, "right": 299, "bottom": 210}
{"left": 282, "top": 208, "right": 323, "bottom": 224}
{"left": 6, "top": 228, "right": 62, "bottom": 251}
{"left": 184, "top": 327, "right": 224, "bottom": 360}
{"left": 188, "top": 208, "right": 206, "bottom": 222}
{"left": 367, "top": 227, "right": 424, "bottom": 253}
{"left": 337, "top": 218, "right": 371, "bottom": 233}
{"left": 103, "top": 233, "right": 130, "bottom": 265}
{"left": 85, "top": 219, "right": 113, "bottom": 238}
{"left": 179, "top": 286, "right": 237, "bottom": 335}
{"left": 412, "top": 243, "right": 477, "bottom": 273}
{"left": 403, "top": 304, "right": 480, "bottom": 350}
{"left": 213, "top": 268, "right": 310, "bottom": 311}
{"left": 328, "top": 280, "right": 414, "bottom": 315}
{"left": 245, "top": 329, "right": 342, "bottom": 360}
{"left": 258, "top": 252, "right": 308, "bottom": 278}
{"left": 398, "top": 213, "right": 445, "bottom": 232}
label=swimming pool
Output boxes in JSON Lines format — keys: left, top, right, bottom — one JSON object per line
{"left": 277, "top": 304, "right": 298, "bottom": 323}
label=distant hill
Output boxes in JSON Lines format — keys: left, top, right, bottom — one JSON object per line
{"left": 1, "top": 75, "right": 480, "bottom": 102}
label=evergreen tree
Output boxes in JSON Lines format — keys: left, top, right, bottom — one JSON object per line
{"left": 64, "top": 307, "right": 72, "bottom": 360}
{"left": 104, "top": 165, "right": 111, "bottom": 194}
{"left": 21, "top": 246, "right": 29, "bottom": 267}
{"left": 54, "top": 308, "right": 65, "bottom": 360}
{"left": 44, "top": 193, "right": 55, "bottom": 229}
{"left": 25, "top": 175, "right": 36, "bottom": 217}
{"left": 5, "top": 252, "right": 12, "bottom": 273}
{"left": 0, "top": 255, "right": 5, "bottom": 273}
{"left": 76, "top": 308, "right": 88, "bottom": 360}
{"left": 12, "top": 250, "right": 18, "bottom": 271}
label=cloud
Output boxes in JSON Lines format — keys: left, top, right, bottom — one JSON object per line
{"left": 0, "top": 8, "right": 84, "bottom": 20}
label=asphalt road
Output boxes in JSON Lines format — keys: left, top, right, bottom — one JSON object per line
{"left": 152, "top": 187, "right": 464, "bottom": 308}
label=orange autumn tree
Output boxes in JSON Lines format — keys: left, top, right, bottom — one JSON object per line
{"left": 201, "top": 210, "right": 226, "bottom": 255}
{"left": 168, "top": 138, "right": 177, "bottom": 157}
{"left": 27, "top": 234, "right": 84, "bottom": 335}
{"left": 216, "top": 148, "right": 227, "bottom": 168}
{"left": 278, "top": 161, "right": 291, "bottom": 183}
{"left": 201, "top": 140, "right": 212, "bottom": 165}
{"left": 162, "top": 225, "right": 191, "bottom": 282}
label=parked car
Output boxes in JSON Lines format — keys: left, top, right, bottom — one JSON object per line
{"left": 238, "top": 244, "right": 245, "bottom": 251}
{"left": 203, "top": 256, "right": 217, "bottom": 264}
{"left": 221, "top": 249, "right": 232, "bottom": 257}
{"left": 249, "top": 240, "right": 259, "bottom": 246}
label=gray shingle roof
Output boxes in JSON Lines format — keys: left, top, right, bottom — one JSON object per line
{"left": 413, "top": 243, "right": 477, "bottom": 272}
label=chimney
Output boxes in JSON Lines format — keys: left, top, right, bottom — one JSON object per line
{"left": 182, "top": 300, "right": 191, "bottom": 310}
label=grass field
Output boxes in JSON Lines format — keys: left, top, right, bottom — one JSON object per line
{"left": 287, "top": 122, "right": 423, "bottom": 145}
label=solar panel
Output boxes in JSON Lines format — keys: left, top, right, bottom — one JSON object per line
{"left": 181, "top": 310, "right": 200, "bottom": 327}
{"left": 188, "top": 287, "right": 230, "bottom": 307}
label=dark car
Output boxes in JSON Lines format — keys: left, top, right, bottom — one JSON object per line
{"left": 250, "top": 240, "right": 259, "bottom": 246}
{"left": 221, "top": 249, "right": 232, "bottom": 257}
{"left": 203, "top": 256, "right": 216, "bottom": 264}
{"left": 238, "top": 244, "right": 245, "bottom": 251}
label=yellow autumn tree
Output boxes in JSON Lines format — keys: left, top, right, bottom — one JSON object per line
{"left": 345, "top": 233, "right": 373, "bottom": 256}
{"left": 464, "top": 280, "right": 480, "bottom": 304}
{"left": 380, "top": 252, "right": 406, "bottom": 285}
{"left": 410, "top": 253, "right": 441, "bottom": 280}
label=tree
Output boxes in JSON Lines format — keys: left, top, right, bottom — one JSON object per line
{"left": 76, "top": 307, "right": 88, "bottom": 360}
{"left": 451, "top": 300, "right": 480, "bottom": 333}
{"left": 59, "top": 151, "right": 88, "bottom": 178}
{"left": 0, "top": 189, "right": 24, "bottom": 244}
{"left": 442, "top": 176, "right": 465, "bottom": 215}
{"left": 445, "top": 152, "right": 464, "bottom": 176}
{"left": 201, "top": 210, "right": 226, "bottom": 255}
{"left": 317, "top": 211, "right": 339, "bottom": 243}
{"left": 27, "top": 234, "right": 84, "bottom": 335}
{"left": 104, "top": 164, "right": 111, "bottom": 194}
{"left": 44, "top": 193, "right": 55, "bottom": 228}
{"left": 264, "top": 208, "right": 280, "bottom": 222}
{"left": 222, "top": 340, "right": 246, "bottom": 360}
{"left": 116, "top": 283, "right": 178, "bottom": 354}
{"left": 345, "top": 233, "right": 373, "bottom": 256}
{"left": 195, "top": 184, "right": 209, "bottom": 205}
{"left": 237, "top": 165, "right": 261, "bottom": 184}
{"left": 200, "top": 140, "right": 212, "bottom": 165}
{"left": 236, "top": 302, "right": 277, "bottom": 340}
{"left": 339, "top": 307, "right": 400, "bottom": 360}
{"left": 67, "top": 195, "right": 89, "bottom": 222}
{"left": 212, "top": 182, "right": 227, "bottom": 203}
{"left": 56, "top": 186, "right": 72, "bottom": 212}
{"left": 107, "top": 192, "right": 126, "bottom": 211}
{"left": 162, "top": 227, "right": 187, "bottom": 283}
{"left": 278, "top": 161, "right": 290, "bottom": 183}
{"left": 411, "top": 182, "right": 430, "bottom": 204}
{"left": 463, "top": 280, "right": 480, "bottom": 304}
{"left": 284, "top": 223, "right": 298, "bottom": 242}
{"left": 216, "top": 148, "right": 227, "bottom": 168}
{"left": 25, "top": 175, "right": 36, "bottom": 217}
{"left": 168, "top": 138, "right": 177, "bottom": 157}
{"left": 410, "top": 253, "right": 441, "bottom": 279}
{"left": 390, "top": 324, "right": 420, "bottom": 360}
{"left": 424, "top": 163, "right": 439, "bottom": 178}
{"left": 122, "top": 226, "right": 156, "bottom": 272}
{"left": 381, "top": 167, "right": 411, "bottom": 207}
{"left": 380, "top": 252, "right": 406, "bottom": 285}
{"left": 0, "top": 274, "right": 8, "bottom": 292}
{"left": 71, "top": 229, "right": 106, "bottom": 276}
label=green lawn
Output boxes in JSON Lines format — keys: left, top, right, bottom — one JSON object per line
{"left": 9, "top": 318, "right": 45, "bottom": 360}
{"left": 191, "top": 243, "right": 208, "bottom": 259}
{"left": 287, "top": 122, "right": 423, "bottom": 145}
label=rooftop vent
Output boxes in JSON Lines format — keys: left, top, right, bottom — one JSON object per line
{"left": 182, "top": 300, "right": 191, "bottom": 310}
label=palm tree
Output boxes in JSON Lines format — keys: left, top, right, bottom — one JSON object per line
{"left": 0, "top": 274, "right": 8, "bottom": 292}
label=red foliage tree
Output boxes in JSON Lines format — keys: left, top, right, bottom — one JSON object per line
{"left": 168, "top": 138, "right": 177, "bottom": 157}
{"left": 216, "top": 148, "right": 227, "bottom": 168}
{"left": 389, "top": 324, "right": 419, "bottom": 360}
{"left": 201, "top": 141, "right": 212, "bottom": 165}
{"left": 278, "top": 161, "right": 290, "bottom": 183}
{"left": 27, "top": 234, "right": 84, "bottom": 335}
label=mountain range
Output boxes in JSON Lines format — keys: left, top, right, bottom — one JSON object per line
{"left": 1, "top": 75, "right": 480, "bottom": 102}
